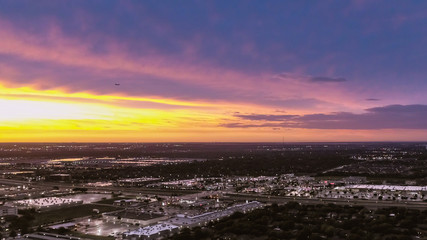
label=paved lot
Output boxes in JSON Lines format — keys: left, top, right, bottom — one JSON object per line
{"left": 76, "top": 218, "right": 139, "bottom": 237}
{"left": 67, "top": 193, "right": 112, "bottom": 204}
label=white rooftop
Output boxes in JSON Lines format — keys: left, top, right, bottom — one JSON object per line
{"left": 343, "top": 185, "right": 427, "bottom": 191}
{"left": 167, "top": 201, "right": 262, "bottom": 226}
{"left": 124, "top": 223, "right": 178, "bottom": 237}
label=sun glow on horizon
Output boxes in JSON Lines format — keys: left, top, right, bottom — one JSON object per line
{"left": 0, "top": 99, "right": 111, "bottom": 121}
{"left": 0, "top": 85, "right": 228, "bottom": 141}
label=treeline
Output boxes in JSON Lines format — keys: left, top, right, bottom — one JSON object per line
{"left": 48, "top": 151, "right": 353, "bottom": 182}
{"left": 319, "top": 159, "right": 427, "bottom": 180}
{"left": 169, "top": 202, "right": 427, "bottom": 240}
{"left": 3, "top": 142, "right": 413, "bottom": 159}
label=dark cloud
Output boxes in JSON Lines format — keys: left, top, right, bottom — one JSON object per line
{"left": 366, "top": 98, "right": 381, "bottom": 101}
{"left": 299, "top": 104, "right": 427, "bottom": 129}
{"left": 310, "top": 77, "right": 347, "bottom": 82}
{"left": 224, "top": 104, "right": 427, "bottom": 129}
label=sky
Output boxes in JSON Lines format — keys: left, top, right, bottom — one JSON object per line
{"left": 0, "top": 0, "right": 427, "bottom": 142}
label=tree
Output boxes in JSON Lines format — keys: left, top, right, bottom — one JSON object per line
{"left": 72, "top": 187, "right": 88, "bottom": 192}
{"left": 58, "top": 227, "right": 68, "bottom": 235}
{"left": 10, "top": 230, "right": 17, "bottom": 238}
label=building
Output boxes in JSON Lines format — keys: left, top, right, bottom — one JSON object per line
{"left": 166, "top": 201, "right": 263, "bottom": 228}
{"left": 47, "top": 174, "right": 71, "bottom": 181}
{"left": 47, "top": 222, "right": 76, "bottom": 230}
{"left": 104, "top": 210, "right": 169, "bottom": 226}
{"left": 17, "top": 232, "right": 81, "bottom": 240}
{"left": 113, "top": 199, "right": 140, "bottom": 207}
{"left": 0, "top": 205, "right": 18, "bottom": 216}
{"left": 342, "top": 176, "right": 367, "bottom": 184}
{"left": 346, "top": 184, "right": 427, "bottom": 192}
{"left": 115, "top": 177, "right": 160, "bottom": 187}
{"left": 123, "top": 223, "right": 178, "bottom": 239}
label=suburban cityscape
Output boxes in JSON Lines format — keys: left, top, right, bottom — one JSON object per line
{"left": 0, "top": 143, "right": 426, "bottom": 239}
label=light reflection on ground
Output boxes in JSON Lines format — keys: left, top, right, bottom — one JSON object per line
{"left": 67, "top": 193, "right": 111, "bottom": 204}
{"left": 75, "top": 218, "right": 140, "bottom": 237}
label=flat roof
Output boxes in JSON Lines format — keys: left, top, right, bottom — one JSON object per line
{"left": 124, "top": 223, "right": 178, "bottom": 237}
{"left": 21, "top": 232, "right": 80, "bottom": 240}
{"left": 106, "top": 211, "right": 166, "bottom": 221}
{"left": 345, "top": 185, "right": 427, "bottom": 191}
{"left": 0, "top": 205, "right": 16, "bottom": 210}
{"left": 167, "top": 201, "right": 262, "bottom": 226}
{"left": 48, "top": 222, "right": 76, "bottom": 229}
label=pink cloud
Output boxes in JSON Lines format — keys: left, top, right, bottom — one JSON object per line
{"left": 0, "top": 18, "right": 369, "bottom": 113}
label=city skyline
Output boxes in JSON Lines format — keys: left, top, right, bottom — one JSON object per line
{"left": 1, "top": 1, "right": 427, "bottom": 142}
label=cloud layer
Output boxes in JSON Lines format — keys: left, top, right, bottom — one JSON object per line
{"left": 310, "top": 77, "right": 347, "bottom": 83}
{"left": 224, "top": 105, "right": 427, "bottom": 129}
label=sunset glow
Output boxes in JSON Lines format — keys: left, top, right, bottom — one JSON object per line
{"left": 1, "top": 1, "right": 427, "bottom": 142}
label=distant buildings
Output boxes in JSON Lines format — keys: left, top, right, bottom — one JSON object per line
{"left": 115, "top": 177, "right": 161, "bottom": 187}
{"left": 342, "top": 176, "right": 367, "bottom": 184}
{"left": 47, "top": 174, "right": 71, "bottom": 181}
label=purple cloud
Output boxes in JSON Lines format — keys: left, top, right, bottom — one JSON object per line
{"left": 234, "top": 114, "right": 298, "bottom": 121}
{"left": 224, "top": 105, "right": 427, "bottom": 129}
{"left": 310, "top": 77, "right": 347, "bottom": 83}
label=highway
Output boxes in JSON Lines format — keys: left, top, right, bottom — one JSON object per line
{"left": 226, "top": 193, "right": 427, "bottom": 210}
{"left": 0, "top": 178, "right": 201, "bottom": 198}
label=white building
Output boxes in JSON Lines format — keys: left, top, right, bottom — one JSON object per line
{"left": 166, "top": 201, "right": 263, "bottom": 228}
{"left": 123, "top": 223, "right": 178, "bottom": 239}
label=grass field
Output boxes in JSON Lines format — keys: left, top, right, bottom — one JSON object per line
{"left": 34, "top": 204, "right": 121, "bottom": 226}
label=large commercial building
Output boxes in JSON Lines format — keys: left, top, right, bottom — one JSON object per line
{"left": 17, "top": 232, "right": 81, "bottom": 240}
{"left": 166, "top": 201, "right": 263, "bottom": 227}
{"left": 123, "top": 223, "right": 178, "bottom": 240}
{"left": 103, "top": 210, "right": 169, "bottom": 226}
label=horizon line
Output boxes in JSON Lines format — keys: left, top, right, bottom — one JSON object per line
{"left": 0, "top": 141, "right": 426, "bottom": 144}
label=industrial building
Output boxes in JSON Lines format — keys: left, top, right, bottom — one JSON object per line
{"left": 103, "top": 210, "right": 169, "bottom": 226}
{"left": 122, "top": 223, "right": 178, "bottom": 239}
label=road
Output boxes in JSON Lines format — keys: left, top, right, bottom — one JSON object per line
{"left": 1, "top": 178, "right": 201, "bottom": 199}
{"left": 226, "top": 193, "right": 427, "bottom": 210}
